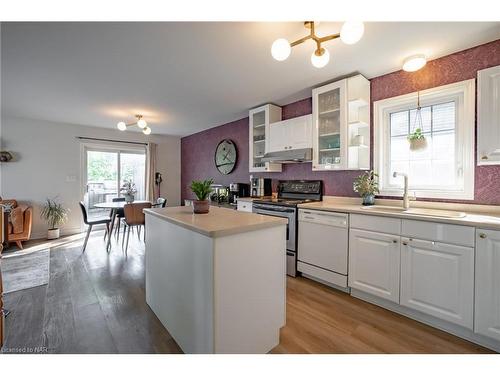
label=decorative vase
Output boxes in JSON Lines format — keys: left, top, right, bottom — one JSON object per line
{"left": 124, "top": 194, "right": 135, "bottom": 203}
{"left": 409, "top": 138, "right": 427, "bottom": 151}
{"left": 47, "top": 228, "right": 60, "bottom": 240}
{"left": 193, "top": 200, "right": 210, "bottom": 214}
{"left": 362, "top": 194, "right": 375, "bottom": 206}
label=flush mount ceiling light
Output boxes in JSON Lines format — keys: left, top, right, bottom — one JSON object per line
{"left": 402, "top": 54, "right": 427, "bottom": 72}
{"left": 271, "top": 21, "right": 364, "bottom": 68}
{"left": 116, "top": 114, "right": 152, "bottom": 135}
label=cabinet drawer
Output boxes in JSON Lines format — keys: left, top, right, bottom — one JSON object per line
{"left": 350, "top": 214, "right": 401, "bottom": 235}
{"left": 237, "top": 201, "right": 252, "bottom": 213}
{"left": 401, "top": 219, "right": 475, "bottom": 247}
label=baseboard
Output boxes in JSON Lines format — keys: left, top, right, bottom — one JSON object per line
{"left": 30, "top": 226, "right": 82, "bottom": 240}
{"left": 350, "top": 288, "right": 500, "bottom": 353}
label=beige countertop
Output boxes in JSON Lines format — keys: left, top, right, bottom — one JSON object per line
{"left": 298, "top": 199, "right": 500, "bottom": 230}
{"left": 144, "top": 206, "right": 287, "bottom": 238}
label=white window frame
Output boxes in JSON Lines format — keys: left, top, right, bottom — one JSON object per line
{"left": 374, "top": 79, "right": 475, "bottom": 200}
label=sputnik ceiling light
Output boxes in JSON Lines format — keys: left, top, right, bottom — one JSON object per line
{"left": 271, "top": 21, "right": 365, "bottom": 68}
{"left": 117, "top": 114, "right": 152, "bottom": 135}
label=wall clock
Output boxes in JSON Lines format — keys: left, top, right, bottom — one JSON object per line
{"left": 214, "top": 139, "right": 237, "bottom": 175}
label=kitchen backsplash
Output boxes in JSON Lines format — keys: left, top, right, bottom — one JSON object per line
{"left": 181, "top": 39, "right": 500, "bottom": 204}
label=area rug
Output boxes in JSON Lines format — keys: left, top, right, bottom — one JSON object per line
{"left": 1, "top": 249, "right": 50, "bottom": 293}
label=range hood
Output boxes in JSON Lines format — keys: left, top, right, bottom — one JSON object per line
{"left": 261, "top": 148, "right": 312, "bottom": 163}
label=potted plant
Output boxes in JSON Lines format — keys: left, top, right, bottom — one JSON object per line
{"left": 190, "top": 179, "right": 214, "bottom": 214}
{"left": 40, "top": 197, "right": 69, "bottom": 239}
{"left": 353, "top": 171, "right": 379, "bottom": 206}
{"left": 408, "top": 128, "right": 427, "bottom": 151}
{"left": 120, "top": 180, "right": 137, "bottom": 203}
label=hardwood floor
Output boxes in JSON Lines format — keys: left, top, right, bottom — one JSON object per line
{"left": 1, "top": 231, "right": 493, "bottom": 354}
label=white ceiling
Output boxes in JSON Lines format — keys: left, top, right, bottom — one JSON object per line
{"left": 2, "top": 22, "right": 499, "bottom": 137}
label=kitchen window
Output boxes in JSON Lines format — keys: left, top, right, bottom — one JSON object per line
{"left": 374, "top": 79, "right": 475, "bottom": 200}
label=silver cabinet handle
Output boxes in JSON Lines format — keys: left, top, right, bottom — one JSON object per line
{"left": 479, "top": 233, "right": 487, "bottom": 239}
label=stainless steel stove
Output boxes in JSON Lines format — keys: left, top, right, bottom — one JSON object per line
{"left": 252, "top": 180, "right": 323, "bottom": 277}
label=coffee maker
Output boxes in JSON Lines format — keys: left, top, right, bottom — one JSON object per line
{"left": 250, "top": 178, "right": 272, "bottom": 197}
{"left": 229, "top": 183, "right": 250, "bottom": 204}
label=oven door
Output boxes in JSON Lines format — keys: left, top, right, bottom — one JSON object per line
{"left": 252, "top": 204, "right": 296, "bottom": 251}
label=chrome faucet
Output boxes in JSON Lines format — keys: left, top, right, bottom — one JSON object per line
{"left": 393, "top": 172, "right": 413, "bottom": 210}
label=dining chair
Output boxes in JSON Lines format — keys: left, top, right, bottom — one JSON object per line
{"left": 111, "top": 197, "right": 126, "bottom": 240}
{"left": 152, "top": 197, "right": 167, "bottom": 208}
{"left": 122, "top": 202, "right": 152, "bottom": 255}
{"left": 79, "top": 202, "right": 112, "bottom": 252}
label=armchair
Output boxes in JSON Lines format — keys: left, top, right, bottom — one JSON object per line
{"left": 0, "top": 199, "right": 33, "bottom": 249}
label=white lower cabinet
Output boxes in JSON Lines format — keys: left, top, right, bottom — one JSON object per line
{"left": 348, "top": 229, "right": 401, "bottom": 303}
{"left": 475, "top": 229, "right": 500, "bottom": 341}
{"left": 400, "top": 238, "right": 474, "bottom": 329}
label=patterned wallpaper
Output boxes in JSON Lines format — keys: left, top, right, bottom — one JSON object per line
{"left": 181, "top": 39, "right": 500, "bottom": 204}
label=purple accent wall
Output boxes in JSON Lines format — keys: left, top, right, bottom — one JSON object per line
{"left": 181, "top": 39, "right": 500, "bottom": 204}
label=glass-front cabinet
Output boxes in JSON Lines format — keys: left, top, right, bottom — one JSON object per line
{"left": 312, "top": 74, "right": 370, "bottom": 171}
{"left": 249, "top": 104, "right": 282, "bottom": 172}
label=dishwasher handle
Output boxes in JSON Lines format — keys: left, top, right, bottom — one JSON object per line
{"left": 299, "top": 210, "right": 348, "bottom": 228}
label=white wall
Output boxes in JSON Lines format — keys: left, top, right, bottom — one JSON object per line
{"left": 0, "top": 115, "right": 181, "bottom": 239}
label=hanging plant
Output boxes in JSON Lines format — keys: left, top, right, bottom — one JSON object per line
{"left": 408, "top": 128, "right": 427, "bottom": 151}
{"left": 407, "top": 91, "right": 428, "bottom": 151}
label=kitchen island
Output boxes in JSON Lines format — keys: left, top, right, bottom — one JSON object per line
{"left": 143, "top": 206, "right": 287, "bottom": 354}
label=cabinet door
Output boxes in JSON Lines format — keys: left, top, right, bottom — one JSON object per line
{"left": 349, "top": 229, "right": 400, "bottom": 303}
{"left": 475, "top": 229, "right": 500, "bottom": 340}
{"left": 312, "top": 79, "right": 347, "bottom": 170}
{"left": 478, "top": 65, "right": 500, "bottom": 165}
{"left": 401, "top": 238, "right": 474, "bottom": 329}
{"left": 268, "top": 122, "right": 287, "bottom": 152}
{"left": 288, "top": 115, "right": 312, "bottom": 150}
{"left": 249, "top": 104, "right": 282, "bottom": 172}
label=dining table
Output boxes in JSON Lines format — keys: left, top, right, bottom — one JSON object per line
{"left": 94, "top": 200, "right": 151, "bottom": 251}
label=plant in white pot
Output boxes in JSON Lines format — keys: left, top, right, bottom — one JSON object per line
{"left": 41, "top": 197, "right": 69, "bottom": 239}
{"left": 190, "top": 179, "right": 214, "bottom": 214}
{"left": 120, "top": 180, "right": 137, "bottom": 203}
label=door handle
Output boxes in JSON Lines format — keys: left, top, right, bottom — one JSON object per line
{"left": 481, "top": 155, "right": 489, "bottom": 160}
{"left": 392, "top": 239, "right": 398, "bottom": 243}
{"left": 479, "top": 233, "right": 487, "bottom": 239}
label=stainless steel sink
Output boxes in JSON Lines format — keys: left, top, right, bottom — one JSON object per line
{"left": 360, "top": 205, "right": 466, "bottom": 218}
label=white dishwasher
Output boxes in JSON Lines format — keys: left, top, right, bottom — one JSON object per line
{"left": 297, "top": 209, "right": 349, "bottom": 290}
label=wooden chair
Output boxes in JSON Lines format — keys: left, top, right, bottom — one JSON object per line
{"left": 0, "top": 199, "right": 33, "bottom": 249}
{"left": 122, "top": 202, "right": 152, "bottom": 255}
{"left": 79, "top": 202, "right": 112, "bottom": 252}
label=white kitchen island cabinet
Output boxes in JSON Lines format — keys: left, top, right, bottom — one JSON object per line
{"left": 143, "top": 206, "right": 287, "bottom": 354}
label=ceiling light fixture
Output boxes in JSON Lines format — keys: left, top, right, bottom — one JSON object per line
{"left": 402, "top": 54, "right": 427, "bottom": 72}
{"left": 116, "top": 114, "right": 152, "bottom": 135}
{"left": 271, "top": 21, "right": 364, "bottom": 68}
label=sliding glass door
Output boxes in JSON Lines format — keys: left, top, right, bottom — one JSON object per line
{"left": 83, "top": 144, "right": 146, "bottom": 220}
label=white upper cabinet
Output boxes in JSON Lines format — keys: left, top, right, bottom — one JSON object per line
{"left": 400, "top": 238, "right": 474, "bottom": 329}
{"left": 312, "top": 74, "right": 370, "bottom": 171}
{"left": 475, "top": 229, "right": 500, "bottom": 341}
{"left": 249, "top": 104, "right": 282, "bottom": 172}
{"left": 477, "top": 64, "right": 500, "bottom": 165}
{"left": 268, "top": 114, "right": 312, "bottom": 153}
